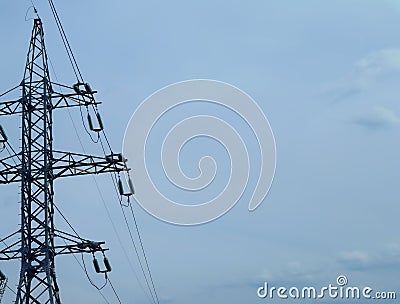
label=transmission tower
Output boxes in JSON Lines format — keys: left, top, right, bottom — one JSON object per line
{"left": 0, "top": 18, "right": 128, "bottom": 303}
{"left": 0, "top": 270, "right": 7, "bottom": 303}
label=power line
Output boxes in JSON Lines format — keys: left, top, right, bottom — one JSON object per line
{"left": 120, "top": 205, "right": 158, "bottom": 304}
{"left": 130, "top": 204, "right": 160, "bottom": 304}
{"left": 81, "top": 254, "right": 109, "bottom": 291}
{"left": 49, "top": 59, "right": 155, "bottom": 304}
{"left": 0, "top": 84, "right": 19, "bottom": 98}
{"left": 108, "top": 276, "right": 123, "bottom": 304}
{"left": 43, "top": 3, "right": 161, "bottom": 303}
{"left": 98, "top": 140, "right": 160, "bottom": 304}
{"left": 66, "top": 242, "right": 112, "bottom": 304}
{"left": 92, "top": 176, "right": 157, "bottom": 304}
{"left": 96, "top": 130, "right": 161, "bottom": 304}
{"left": 47, "top": 0, "right": 83, "bottom": 82}
{"left": 6, "top": 284, "right": 17, "bottom": 296}
{"left": 53, "top": 201, "right": 112, "bottom": 300}
{"left": 54, "top": 202, "right": 112, "bottom": 303}
{"left": 53, "top": 203, "right": 81, "bottom": 238}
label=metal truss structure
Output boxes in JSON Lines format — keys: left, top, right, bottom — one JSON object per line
{"left": 0, "top": 18, "right": 127, "bottom": 304}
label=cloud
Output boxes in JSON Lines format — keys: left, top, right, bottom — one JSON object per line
{"left": 337, "top": 250, "right": 371, "bottom": 270}
{"left": 338, "top": 243, "right": 400, "bottom": 271}
{"left": 254, "top": 261, "right": 326, "bottom": 287}
{"left": 354, "top": 48, "right": 400, "bottom": 77}
{"left": 327, "top": 48, "right": 400, "bottom": 102}
{"left": 353, "top": 106, "right": 400, "bottom": 130}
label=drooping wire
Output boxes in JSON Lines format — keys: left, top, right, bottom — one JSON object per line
{"left": 73, "top": 254, "right": 111, "bottom": 304}
{"left": 54, "top": 199, "right": 109, "bottom": 292}
{"left": 25, "top": 1, "right": 39, "bottom": 22}
{"left": 60, "top": 237, "right": 112, "bottom": 304}
{"left": 53, "top": 204, "right": 109, "bottom": 292}
{"left": 52, "top": 204, "right": 111, "bottom": 303}
{"left": 53, "top": 200, "right": 111, "bottom": 302}
{"left": 81, "top": 254, "right": 109, "bottom": 291}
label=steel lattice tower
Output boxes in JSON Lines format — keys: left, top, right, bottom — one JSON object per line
{"left": 0, "top": 18, "right": 127, "bottom": 304}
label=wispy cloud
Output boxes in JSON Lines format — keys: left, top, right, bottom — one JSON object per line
{"left": 338, "top": 243, "right": 400, "bottom": 271}
{"left": 353, "top": 106, "right": 400, "bottom": 130}
{"left": 355, "top": 48, "right": 400, "bottom": 77}
{"left": 254, "top": 261, "right": 328, "bottom": 287}
{"left": 327, "top": 48, "right": 400, "bottom": 102}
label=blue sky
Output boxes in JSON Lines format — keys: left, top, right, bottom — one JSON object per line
{"left": 1, "top": 1, "right": 400, "bottom": 303}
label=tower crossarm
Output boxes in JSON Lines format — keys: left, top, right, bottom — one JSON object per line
{"left": 0, "top": 83, "right": 100, "bottom": 116}
{"left": 0, "top": 97, "right": 22, "bottom": 116}
{"left": 0, "top": 151, "right": 127, "bottom": 184}
{"left": 0, "top": 152, "right": 21, "bottom": 184}
{"left": 0, "top": 229, "right": 108, "bottom": 261}
{"left": 52, "top": 150, "right": 127, "bottom": 179}
{"left": 53, "top": 230, "right": 108, "bottom": 256}
{"left": 0, "top": 230, "right": 20, "bottom": 260}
